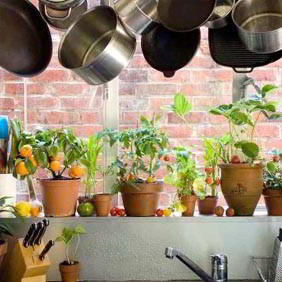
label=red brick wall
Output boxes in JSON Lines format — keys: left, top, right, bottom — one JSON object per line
{"left": 1, "top": 0, "right": 282, "bottom": 207}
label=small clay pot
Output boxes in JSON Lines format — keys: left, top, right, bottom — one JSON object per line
{"left": 180, "top": 194, "right": 197, "bottom": 216}
{"left": 0, "top": 240, "right": 7, "bottom": 268}
{"left": 197, "top": 196, "right": 218, "bottom": 215}
{"left": 263, "top": 188, "right": 282, "bottom": 216}
{"left": 94, "top": 194, "right": 112, "bottom": 217}
{"left": 59, "top": 261, "right": 80, "bottom": 282}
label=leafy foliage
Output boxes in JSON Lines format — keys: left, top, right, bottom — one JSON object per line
{"left": 56, "top": 225, "right": 86, "bottom": 264}
{"left": 264, "top": 161, "right": 282, "bottom": 189}
{"left": 209, "top": 83, "right": 281, "bottom": 163}
{"left": 0, "top": 196, "right": 15, "bottom": 238}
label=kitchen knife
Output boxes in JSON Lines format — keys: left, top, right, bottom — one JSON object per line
{"left": 35, "top": 218, "right": 49, "bottom": 246}
{"left": 29, "top": 221, "right": 43, "bottom": 247}
{"left": 39, "top": 240, "right": 55, "bottom": 261}
{"left": 23, "top": 223, "right": 37, "bottom": 248}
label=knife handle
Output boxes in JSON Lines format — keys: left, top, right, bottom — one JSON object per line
{"left": 39, "top": 240, "right": 54, "bottom": 261}
{"left": 35, "top": 219, "right": 49, "bottom": 245}
{"left": 30, "top": 221, "right": 43, "bottom": 247}
{"left": 23, "top": 223, "right": 36, "bottom": 248}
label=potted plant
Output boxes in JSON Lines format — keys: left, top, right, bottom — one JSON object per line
{"left": 209, "top": 82, "right": 282, "bottom": 216}
{"left": 263, "top": 154, "right": 282, "bottom": 216}
{"left": 196, "top": 138, "right": 221, "bottom": 215}
{"left": 12, "top": 125, "right": 85, "bottom": 217}
{"left": 165, "top": 147, "right": 200, "bottom": 216}
{"left": 107, "top": 115, "right": 169, "bottom": 216}
{"left": 56, "top": 225, "right": 86, "bottom": 282}
{"left": 79, "top": 134, "right": 112, "bottom": 217}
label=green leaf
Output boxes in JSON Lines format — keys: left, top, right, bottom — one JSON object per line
{"left": 262, "top": 84, "right": 277, "bottom": 95}
{"left": 174, "top": 93, "right": 192, "bottom": 117}
{"left": 241, "top": 142, "right": 259, "bottom": 159}
{"left": 74, "top": 225, "right": 86, "bottom": 234}
{"left": 230, "top": 111, "right": 253, "bottom": 126}
{"left": 269, "top": 113, "right": 282, "bottom": 120}
{"left": 267, "top": 161, "right": 277, "bottom": 174}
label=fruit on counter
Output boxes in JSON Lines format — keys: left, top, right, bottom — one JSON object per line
{"left": 19, "top": 144, "right": 33, "bottom": 158}
{"left": 205, "top": 176, "right": 213, "bottom": 185}
{"left": 50, "top": 160, "right": 61, "bottom": 172}
{"left": 110, "top": 207, "right": 118, "bottom": 216}
{"left": 77, "top": 202, "right": 94, "bottom": 217}
{"left": 226, "top": 208, "right": 235, "bottom": 217}
{"left": 231, "top": 155, "right": 240, "bottom": 164}
{"left": 68, "top": 165, "right": 84, "bottom": 178}
{"left": 204, "top": 167, "right": 213, "bottom": 174}
{"left": 163, "top": 208, "right": 172, "bottom": 217}
{"left": 117, "top": 209, "right": 125, "bottom": 217}
{"left": 273, "top": 155, "right": 280, "bottom": 162}
{"left": 147, "top": 176, "right": 156, "bottom": 183}
{"left": 163, "top": 154, "right": 170, "bottom": 162}
{"left": 215, "top": 206, "right": 224, "bottom": 217}
{"left": 156, "top": 208, "right": 164, "bottom": 217}
{"left": 215, "top": 178, "right": 221, "bottom": 186}
{"left": 16, "top": 161, "right": 29, "bottom": 176}
{"left": 15, "top": 201, "right": 32, "bottom": 217}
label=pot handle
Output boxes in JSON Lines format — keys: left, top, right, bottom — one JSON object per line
{"left": 44, "top": 5, "right": 72, "bottom": 21}
{"left": 233, "top": 67, "right": 254, "bottom": 73}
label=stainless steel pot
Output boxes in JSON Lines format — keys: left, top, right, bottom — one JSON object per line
{"left": 205, "top": 0, "right": 235, "bottom": 29}
{"left": 114, "top": 0, "right": 159, "bottom": 35}
{"left": 232, "top": 0, "right": 282, "bottom": 54}
{"left": 58, "top": 5, "right": 136, "bottom": 85}
{"left": 39, "top": 0, "right": 87, "bottom": 31}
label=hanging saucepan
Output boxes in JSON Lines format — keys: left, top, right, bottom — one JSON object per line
{"left": 39, "top": 0, "right": 88, "bottom": 31}
{"left": 157, "top": 0, "right": 216, "bottom": 32}
{"left": 0, "top": 0, "right": 52, "bottom": 76}
{"left": 114, "top": 0, "right": 159, "bottom": 36}
{"left": 141, "top": 24, "right": 200, "bottom": 77}
{"left": 232, "top": 0, "right": 282, "bottom": 54}
{"left": 208, "top": 21, "right": 282, "bottom": 73}
{"left": 59, "top": 6, "right": 136, "bottom": 85}
{"left": 205, "top": 0, "right": 235, "bottom": 29}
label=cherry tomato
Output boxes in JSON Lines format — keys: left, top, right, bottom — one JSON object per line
{"left": 156, "top": 209, "right": 164, "bottom": 217}
{"left": 226, "top": 208, "right": 235, "bottom": 217}
{"left": 117, "top": 209, "right": 125, "bottom": 216}
{"left": 273, "top": 155, "right": 280, "bottom": 162}
{"left": 204, "top": 167, "right": 213, "bottom": 174}
{"left": 231, "top": 155, "right": 240, "bottom": 164}
{"left": 205, "top": 176, "right": 213, "bottom": 185}
{"left": 215, "top": 206, "right": 224, "bottom": 217}
{"left": 110, "top": 207, "right": 118, "bottom": 216}
{"left": 163, "top": 155, "right": 170, "bottom": 162}
{"left": 215, "top": 178, "right": 221, "bottom": 186}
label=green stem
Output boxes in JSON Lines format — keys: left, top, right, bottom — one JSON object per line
{"left": 27, "top": 175, "right": 36, "bottom": 201}
{"left": 251, "top": 111, "right": 261, "bottom": 142}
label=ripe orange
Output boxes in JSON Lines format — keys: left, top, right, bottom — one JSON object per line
{"left": 50, "top": 160, "right": 60, "bottom": 172}
{"left": 28, "top": 155, "right": 37, "bottom": 167}
{"left": 19, "top": 145, "right": 32, "bottom": 158}
{"left": 69, "top": 165, "right": 84, "bottom": 178}
{"left": 205, "top": 176, "right": 213, "bottom": 185}
{"left": 16, "top": 161, "right": 29, "bottom": 176}
{"left": 30, "top": 206, "right": 41, "bottom": 217}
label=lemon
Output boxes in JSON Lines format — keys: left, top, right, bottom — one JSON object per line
{"left": 15, "top": 201, "right": 31, "bottom": 217}
{"left": 164, "top": 208, "right": 172, "bottom": 217}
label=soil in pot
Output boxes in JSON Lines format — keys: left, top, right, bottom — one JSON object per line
{"left": 120, "top": 181, "right": 163, "bottom": 216}
{"left": 59, "top": 261, "right": 80, "bottom": 282}
{"left": 263, "top": 189, "right": 282, "bottom": 216}
{"left": 0, "top": 240, "right": 7, "bottom": 268}
{"left": 180, "top": 194, "right": 197, "bottom": 216}
{"left": 220, "top": 163, "right": 263, "bottom": 216}
{"left": 39, "top": 178, "right": 80, "bottom": 217}
{"left": 94, "top": 194, "right": 112, "bottom": 217}
{"left": 197, "top": 196, "right": 218, "bottom": 215}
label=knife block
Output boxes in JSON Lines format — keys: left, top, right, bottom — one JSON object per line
{"left": 4, "top": 238, "right": 51, "bottom": 282}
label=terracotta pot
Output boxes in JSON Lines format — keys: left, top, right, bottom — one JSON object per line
{"left": 120, "top": 181, "right": 163, "bottom": 216}
{"left": 197, "top": 196, "right": 218, "bottom": 215}
{"left": 94, "top": 194, "right": 112, "bottom": 217}
{"left": 180, "top": 194, "right": 197, "bottom": 216}
{"left": 39, "top": 178, "right": 80, "bottom": 217}
{"left": 59, "top": 261, "right": 80, "bottom": 282}
{"left": 0, "top": 240, "right": 7, "bottom": 268}
{"left": 263, "top": 188, "right": 282, "bottom": 216}
{"left": 219, "top": 163, "right": 263, "bottom": 216}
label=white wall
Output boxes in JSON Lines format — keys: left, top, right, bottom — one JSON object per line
{"left": 0, "top": 216, "right": 279, "bottom": 281}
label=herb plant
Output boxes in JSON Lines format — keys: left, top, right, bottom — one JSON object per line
{"left": 209, "top": 83, "right": 282, "bottom": 163}
{"left": 264, "top": 161, "right": 282, "bottom": 189}
{"left": 55, "top": 225, "right": 86, "bottom": 265}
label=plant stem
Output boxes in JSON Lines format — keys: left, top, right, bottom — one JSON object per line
{"left": 26, "top": 175, "right": 36, "bottom": 201}
{"left": 251, "top": 111, "right": 261, "bottom": 142}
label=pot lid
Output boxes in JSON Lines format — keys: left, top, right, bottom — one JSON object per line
{"left": 39, "top": 0, "right": 85, "bottom": 9}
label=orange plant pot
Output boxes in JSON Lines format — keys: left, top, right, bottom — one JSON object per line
{"left": 263, "top": 189, "right": 282, "bottom": 216}
{"left": 39, "top": 179, "right": 80, "bottom": 217}
{"left": 180, "top": 194, "right": 197, "bottom": 217}
{"left": 120, "top": 182, "right": 163, "bottom": 217}
{"left": 59, "top": 261, "right": 80, "bottom": 282}
{"left": 197, "top": 196, "right": 218, "bottom": 215}
{"left": 219, "top": 163, "right": 263, "bottom": 216}
{"left": 94, "top": 194, "right": 112, "bottom": 217}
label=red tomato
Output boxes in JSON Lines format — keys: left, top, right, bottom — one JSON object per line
{"left": 204, "top": 167, "right": 213, "bottom": 174}
{"left": 205, "top": 176, "right": 213, "bottom": 185}
{"left": 273, "top": 155, "right": 280, "bottom": 162}
{"left": 215, "top": 178, "right": 221, "bottom": 186}
{"left": 231, "top": 155, "right": 240, "bottom": 164}
{"left": 226, "top": 208, "right": 235, "bottom": 217}
{"left": 156, "top": 209, "right": 164, "bottom": 217}
{"left": 117, "top": 209, "right": 125, "bottom": 216}
{"left": 110, "top": 207, "right": 118, "bottom": 216}
{"left": 163, "top": 155, "right": 170, "bottom": 162}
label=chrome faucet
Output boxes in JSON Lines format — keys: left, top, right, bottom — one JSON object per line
{"left": 165, "top": 247, "right": 228, "bottom": 282}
